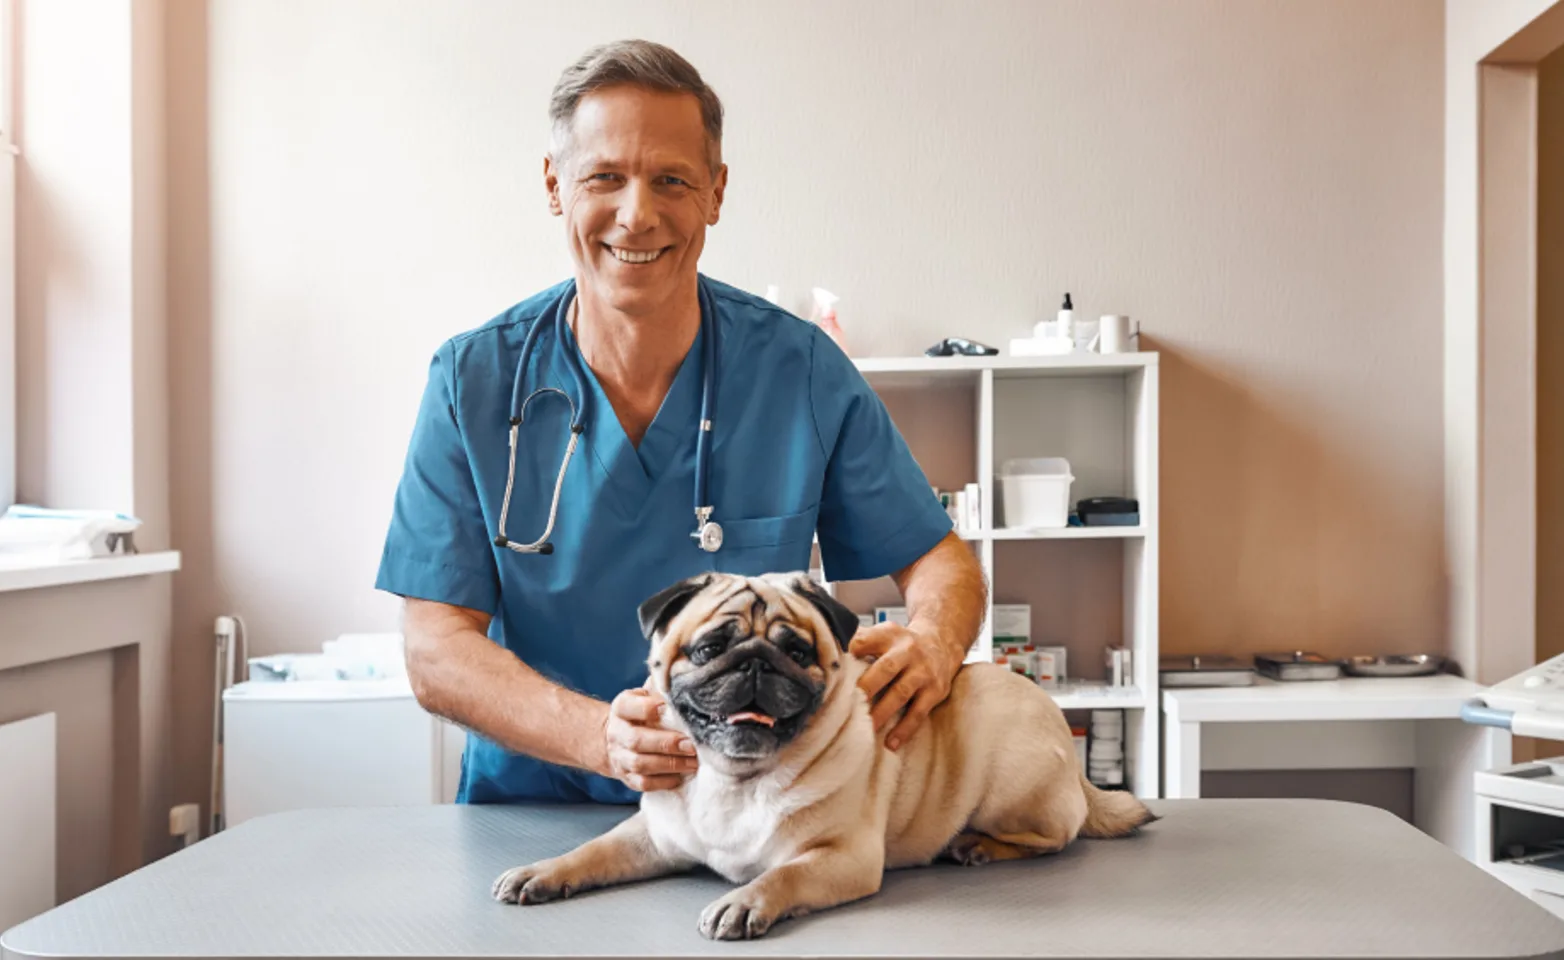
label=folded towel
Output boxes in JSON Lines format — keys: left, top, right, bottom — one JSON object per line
{"left": 0, "top": 505, "right": 143, "bottom": 560}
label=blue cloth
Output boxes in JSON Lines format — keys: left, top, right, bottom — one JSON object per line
{"left": 375, "top": 274, "right": 952, "bottom": 805}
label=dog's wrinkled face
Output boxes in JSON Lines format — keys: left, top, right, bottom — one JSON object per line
{"left": 638, "top": 572, "right": 860, "bottom": 763}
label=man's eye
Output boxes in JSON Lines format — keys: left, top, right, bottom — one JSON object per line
{"left": 660, "top": 176, "right": 690, "bottom": 187}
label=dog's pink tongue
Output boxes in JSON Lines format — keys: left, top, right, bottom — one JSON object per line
{"left": 726, "top": 711, "right": 776, "bottom": 727}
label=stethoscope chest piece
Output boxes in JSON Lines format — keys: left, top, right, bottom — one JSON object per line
{"left": 694, "top": 518, "right": 723, "bottom": 553}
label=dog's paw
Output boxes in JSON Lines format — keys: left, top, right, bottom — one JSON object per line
{"left": 698, "top": 889, "right": 784, "bottom": 940}
{"left": 491, "top": 860, "right": 580, "bottom": 905}
{"left": 943, "top": 833, "right": 992, "bottom": 867}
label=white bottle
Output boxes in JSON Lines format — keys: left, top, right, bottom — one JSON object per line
{"left": 1056, "top": 292, "right": 1075, "bottom": 343}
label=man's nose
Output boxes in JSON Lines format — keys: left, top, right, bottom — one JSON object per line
{"left": 615, "top": 179, "right": 658, "bottom": 234}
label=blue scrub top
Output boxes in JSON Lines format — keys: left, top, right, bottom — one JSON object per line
{"left": 375, "top": 274, "right": 952, "bottom": 805}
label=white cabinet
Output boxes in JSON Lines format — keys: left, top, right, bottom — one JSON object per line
{"left": 0, "top": 713, "right": 54, "bottom": 933}
{"left": 222, "top": 679, "right": 463, "bottom": 829}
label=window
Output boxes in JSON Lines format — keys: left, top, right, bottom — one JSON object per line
{"left": 0, "top": 0, "right": 15, "bottom": 512}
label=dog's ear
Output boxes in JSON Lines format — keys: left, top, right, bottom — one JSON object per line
{"left": 638, "top": 574, "right": 714, "bottom": 643}
{"left": 794, "top": 575, "right": 859, "bottom": 651}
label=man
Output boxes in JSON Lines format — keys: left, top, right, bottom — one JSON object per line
{"left": 376, "top": 39, "right": 987, "bottom": 804}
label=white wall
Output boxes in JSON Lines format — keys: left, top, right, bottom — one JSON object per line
{"left": 1, "top": 0, "right": 176, "bottom": 904}
{"left": 1444, "top": 0, "right": 1561, "bottom": 685}
{"left": 168, "top": 0, "right": 1446, "bottom": 803}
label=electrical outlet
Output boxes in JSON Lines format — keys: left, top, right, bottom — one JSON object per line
{"left": 169, "top": 803, "right": 200, "bottom": 843}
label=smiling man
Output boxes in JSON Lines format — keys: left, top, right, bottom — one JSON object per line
{"left": 376, "top": 39, "right": 988, "bottom": 806}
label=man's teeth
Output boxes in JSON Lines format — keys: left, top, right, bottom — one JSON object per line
{"left": 610, "top": 247, "right": 664, "bottom": 264}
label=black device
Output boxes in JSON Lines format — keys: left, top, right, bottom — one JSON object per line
{"left": 1075, "top": 496, "right": 1139, "bottom": 526}
{"left": 925, "top": 337, "right": 999, "bottom": 357}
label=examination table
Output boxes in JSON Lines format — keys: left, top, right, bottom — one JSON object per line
{"left": 5, "top": 799, "right": 1564, "bottom": 960}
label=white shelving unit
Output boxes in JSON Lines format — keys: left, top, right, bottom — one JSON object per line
{"left": 819, "top": 351, "right": 1160, "bottom": 798}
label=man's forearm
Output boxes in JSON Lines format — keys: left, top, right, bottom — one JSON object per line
{"left": 894, "top": 531, "right": 989, "bottom": 668}
{"left": 400, "top": 598, "right": 608, "bottom": 775}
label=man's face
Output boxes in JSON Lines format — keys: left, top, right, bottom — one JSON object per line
{"left": 545, "top": 85, "right": 727, "bottom": 317}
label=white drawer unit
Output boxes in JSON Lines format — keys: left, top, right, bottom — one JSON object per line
{"left": 1474, "top": 757, "right": 1564, "bottom": 915}
{"left": 222, "top": 679, "right": 464, "bottom": 829}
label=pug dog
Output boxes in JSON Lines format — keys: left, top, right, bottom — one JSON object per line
{"left": 492, "top": 571, "right": 1155, "bottom": 940}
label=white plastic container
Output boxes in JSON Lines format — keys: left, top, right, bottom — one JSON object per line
{"left": 999, "top": 457, "right": 1074, "bottom": 529}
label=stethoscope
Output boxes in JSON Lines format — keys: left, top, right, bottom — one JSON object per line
{"left": 493, "top": 283, "right": 723, "bottom": 556}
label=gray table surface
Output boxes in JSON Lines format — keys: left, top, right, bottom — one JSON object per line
{"left": 4, "top": 798, "right": 1564, "bottom": 960}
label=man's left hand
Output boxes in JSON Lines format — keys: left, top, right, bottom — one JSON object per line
{"left": 848, "top": 622, "right": 962, "bottom": 752}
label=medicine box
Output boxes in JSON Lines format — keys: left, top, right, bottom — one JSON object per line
{"left": 991, "top": 604, "right": 1030, "bottom": 642}
{"left": 874, "top": 607, "right": 909, "bottom": 626}
{"left": 1036, "top": 644, "right": 1068, "bottom": 682}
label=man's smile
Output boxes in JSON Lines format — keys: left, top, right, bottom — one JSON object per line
{"left": 606, "top": 244, "right": 671, "bottom": 264}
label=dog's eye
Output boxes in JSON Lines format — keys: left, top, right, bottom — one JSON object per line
{"left": 689, "top": 640, "right": 724, "bottom": 666}
{"left": 686, "top": 625, "right": 734, "bottom": 666}
{"left": 778, "top": 630, "right": 816, "bottom": 666}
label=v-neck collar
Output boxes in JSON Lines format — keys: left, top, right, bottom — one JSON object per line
{"left": 550, "top": 285, "right": 708, "bottom": 518}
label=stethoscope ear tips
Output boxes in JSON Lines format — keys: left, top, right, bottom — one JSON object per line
{"left": 493, "top": 535, "right": 509, "bottom": 548}
{"left": 537, "top": 543, "right": 554, "bottom": 555}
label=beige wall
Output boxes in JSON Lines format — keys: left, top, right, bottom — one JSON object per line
{"left": 1536, "top": 48, "right": 1564, "bottom": 681}
{"left": 160, "top": 0, "right": 1449, "bottom": 810}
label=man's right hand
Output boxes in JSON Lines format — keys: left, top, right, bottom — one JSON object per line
{"left": 599, "top": 688, "right": 699, "bottom": 792}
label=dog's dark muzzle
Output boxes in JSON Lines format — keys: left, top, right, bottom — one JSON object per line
{"left": 671, "top": 643, "right": 824, "bottom": 755}
{"left": 689, "top": 656, "right": 816, "bottom": 722}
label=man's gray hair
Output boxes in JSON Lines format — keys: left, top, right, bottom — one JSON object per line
{"left": 549, "top": 39, "right": 724, "bottom": 172}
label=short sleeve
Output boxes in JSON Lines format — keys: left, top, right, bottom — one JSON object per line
{"left": 809, "top": 332, "right": 953, "bottom": 582}
{"left": 375, "top": 342, "right": 501, "bottom": 615}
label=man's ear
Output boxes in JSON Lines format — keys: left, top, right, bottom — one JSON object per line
{"left": 794, "top": 575, "right": 859, "bottom": 651}
{"left": 544, "top": 154, "right": 563, "bottom": 216}
{"left": 707, "top": 162, "right": 728, "bottom": 226}
{"left": 638, "top": 574, "right": 713, "bottom": 643}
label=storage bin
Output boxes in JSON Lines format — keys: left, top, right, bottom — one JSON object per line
{"left": 999, "top": 457, "right": 1074, "bottom": 528}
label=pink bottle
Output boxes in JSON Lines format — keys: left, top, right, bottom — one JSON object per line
{"left": 811, "top": 288, "right": 849, "bottom": 354}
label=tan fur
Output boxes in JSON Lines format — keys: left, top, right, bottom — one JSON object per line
{"left": 492, "top": 572, "right": 1155, "bottom": 940}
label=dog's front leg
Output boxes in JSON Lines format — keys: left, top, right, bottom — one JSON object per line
{"left": 698, "top": 840, "right": 883, "bottom": 940}
{"left": 493, "top": 811, "right": 690, "bottom": 905}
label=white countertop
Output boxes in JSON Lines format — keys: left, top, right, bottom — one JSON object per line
{"left": 1162, "top": 673, "right": 1486, "bottom": 723}
{"left": 0, "top": 551, "right": 180, "bottom": 594}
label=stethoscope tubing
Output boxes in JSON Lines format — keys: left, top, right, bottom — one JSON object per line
{"left": 496, "top": 282, "right": 719, "bottom": 555}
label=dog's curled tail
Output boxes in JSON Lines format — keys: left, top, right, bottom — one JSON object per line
{"left": 1078, "top": 774, "right": 1159, "bottom": 839}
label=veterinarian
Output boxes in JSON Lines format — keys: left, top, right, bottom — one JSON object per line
{"left": 376, "top": 39, "right": 987, "bottom": 805}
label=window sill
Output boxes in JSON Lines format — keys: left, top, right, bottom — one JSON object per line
{"left": 0, "top": 550, "right": 181, "bottom": 594}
